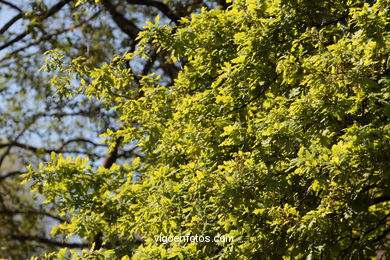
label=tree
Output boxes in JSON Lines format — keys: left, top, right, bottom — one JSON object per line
{"left": 0, "top": 0, "right": 229, "bottom": 258}
{"left": 5, "top": 0, "right": 390, "bottom": 258}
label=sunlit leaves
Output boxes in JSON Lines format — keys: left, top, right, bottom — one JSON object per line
{"left": 28, "top": 0, "right": 390, "bottom": 258}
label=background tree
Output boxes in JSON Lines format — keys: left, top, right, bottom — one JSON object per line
{"left": 0, "top": 0, "right": 230, "bottom": 258}
{"left": 23, "top": 0, "right": 390, "bottom": 258}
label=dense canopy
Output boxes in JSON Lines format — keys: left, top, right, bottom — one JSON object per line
{"left": 2, "top": 0, "right": 390, "bottom": 258}
{"left": 1, "top": 0, "right": 228, "bottom": 257}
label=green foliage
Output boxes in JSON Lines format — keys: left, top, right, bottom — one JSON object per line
{"left": 28, "top": 244, "right": 116, "bottom": 260}
{"left": 26, "top": 0, "right": 389, "bottom": 258}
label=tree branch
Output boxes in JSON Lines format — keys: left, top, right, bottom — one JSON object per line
{"left": 125, "top": 0, "right": 180, "bottom": 23}
{"left": 0, "top": 13, "right": 23, "bottom": 35}
{"left": 43, "top": 0, "right": 72, "bottom": 19}
{"left": 0, "top": 140, "right": 103, "bottom": 158}
{"left": 0, "top": 0, "right": 72, "bottom": 51}
{"left": 0, "top": 11, "right": 101, "bottom": 62}
{"left": 59, "top": 137, "right": 105, "bottom": 151}
{"left": 0, "top": 141, "right": 58, "bottom": 154}
{"left": 0, "top": 0, "right": 23, "bottom": 12}
{"left": 101, "top": 0, "right": 140, "bottom": 39}
{"left": 0, "top": 170, "right": 27, "bottom": 182}
{"left": 0, "top": 121, "right": 33, "bottom": 167}
{"left": 10, "top": 235, "right": 89, "bottom": 248}
{"left": 0, "top": 32, "right": 28, "bottom": 51}
{"left": 93, "top": 137, "right": 123, "bottom": 250}
{"left": 0, "top": 209, "right": 65, "bottom": 222}
{"left": 117, "top": 146, "right": 140, "bottom": 158}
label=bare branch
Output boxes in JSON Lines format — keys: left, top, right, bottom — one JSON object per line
{"left": 0, "top": 122, "right": 32, "bottom": 167}
{"left": 0, "top": 141, "right": 103, "bottom": 158}
{"left": 0, "top": 11, "right": 101, "bottom": 62}
{"left": 0, "top": 0, "right": 72, "bottom": 51}
{"left": 0, "top": 0, "right": 23, "bottom": 12}
{"left": 10, "top": 235, "right": 89, "bottom": 248}
{"left": 43, "top": 0, "right": 72, "bottom": 19}
{"left": 125, "top": 0, "right": 180, "bottom": 23}
{"left": 0, "top": 209, "right": 65, "bottom": 222}
{"left": 117, "top": 146, "right": 140, "bottom": 158}
{"left": 0, "top": 144, "right": 13, "bottom": 170}
{"left": 0, "top": 170, "right": 27, "bottom": 182}
{"left": 0, "top": 13, "right": 23, "bottom": 35}
{"left": 0, "top": 141, "right": 57, "bottom": 154}
{"left": 59, "top": 137, "right": 106, "bottom": 151}
{"left": 101, "top": 0, "right": 140, "bottom": 39}
{"left": 0, "top": 32, "right": 28, "bottom": 51}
